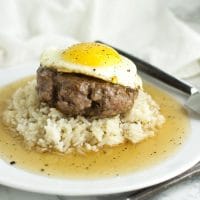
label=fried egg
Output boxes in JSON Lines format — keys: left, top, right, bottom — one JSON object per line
{"left": 40, "top": 42, "right": 142, "bottom": 89}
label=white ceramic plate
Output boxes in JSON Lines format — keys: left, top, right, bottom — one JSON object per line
{"left": 0, "top": 65, "right": 199, "bottom": 196}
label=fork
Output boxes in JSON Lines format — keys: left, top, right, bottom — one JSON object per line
{"left": 126, "top": 162, "right": 200, "bottom": 200}
{"left": 96, "top": 41, "right": 200, "bottom": 115}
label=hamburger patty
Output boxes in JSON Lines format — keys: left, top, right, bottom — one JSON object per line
{"left": 37, "top": 67, "right": 138, "bottom": 118}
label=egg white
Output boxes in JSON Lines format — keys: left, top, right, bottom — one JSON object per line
{"left": 40, "top": 48, "right": 142, "bottom": 89}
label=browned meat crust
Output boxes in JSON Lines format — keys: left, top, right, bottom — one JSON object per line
{"left": 37, "top": 67, "right": 138, "bottom": 118}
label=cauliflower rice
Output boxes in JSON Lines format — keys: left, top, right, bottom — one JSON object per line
{"left": 3, "top": 80, "right": 165, "bottom": 153}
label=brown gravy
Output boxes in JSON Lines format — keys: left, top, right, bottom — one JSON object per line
{"left": 0, "top": 77, "right": 189, "bottom": 179}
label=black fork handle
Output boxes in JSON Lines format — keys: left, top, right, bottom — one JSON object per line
{"left": 96, "top": 41, "right": 197, "bottom": 95}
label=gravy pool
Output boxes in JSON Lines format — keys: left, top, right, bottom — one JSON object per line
{"left": 0, "top": 77, "right": 189, "bottom": 178}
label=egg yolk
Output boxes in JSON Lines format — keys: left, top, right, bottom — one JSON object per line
{"left": 61, "top": 42, "right": 121, "bottom": 67}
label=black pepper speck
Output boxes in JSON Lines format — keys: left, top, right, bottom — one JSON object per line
{"left": 10, "top": 161, "right": 16, "bottom": 165}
